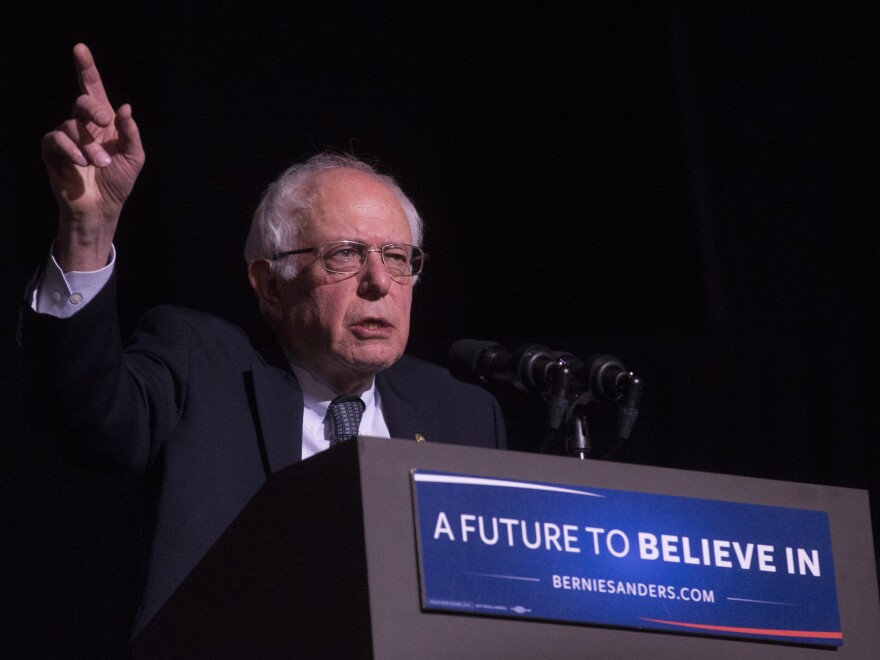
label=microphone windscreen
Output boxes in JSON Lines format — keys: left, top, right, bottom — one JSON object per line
{"left": 447, "top": 339, "right": 498, "bottom": 383}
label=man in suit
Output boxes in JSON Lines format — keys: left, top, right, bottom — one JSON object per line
{"left": 23, "top": 43, "right": 505, "bottom": 636}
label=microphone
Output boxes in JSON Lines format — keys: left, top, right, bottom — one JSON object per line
{"left": 447, "top": 339, "right": 630, "bottom": 402}
{"left": 449, "top": 339, "right": 642, "bottom": 448}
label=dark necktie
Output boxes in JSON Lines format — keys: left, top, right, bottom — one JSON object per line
{"left": 327, "top": 395, "right": 365, "bottom": 446}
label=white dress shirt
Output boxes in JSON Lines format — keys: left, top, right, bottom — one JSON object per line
{"left": 292, "top": 365, "right": 390, "bottom": 460}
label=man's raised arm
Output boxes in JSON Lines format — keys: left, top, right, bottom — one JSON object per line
{"left": 41, "top": 43, "right": 145, "bottom": 273}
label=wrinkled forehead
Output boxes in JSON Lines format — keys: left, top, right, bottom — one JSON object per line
{"left": 295, "top": 168, "right": 413, "bottom": 246}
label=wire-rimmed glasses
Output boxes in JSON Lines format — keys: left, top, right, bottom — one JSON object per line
{"left": 271, "top": 240, "right": 427, "bottom": 279}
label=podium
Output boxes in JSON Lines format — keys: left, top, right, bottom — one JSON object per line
{"left": 134, "top": 438, "right": 879, "bottom": 658}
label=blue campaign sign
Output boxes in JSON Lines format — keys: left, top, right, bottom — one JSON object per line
{"left": 411, "top": 471, "right": 842, "bottom": 647}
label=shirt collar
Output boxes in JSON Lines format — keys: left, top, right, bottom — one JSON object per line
{"left": 290, "top": 363, "right": 377, "bottom": 421}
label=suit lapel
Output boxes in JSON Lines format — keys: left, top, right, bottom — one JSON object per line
{"left": 248, "top": 364, "right": 303, "bottom": 474}
{"left": 245, "top": 324, "right": 303, "bottom": 474}
{"left": 377, "top": 369, "right": 422, "bottom": 442}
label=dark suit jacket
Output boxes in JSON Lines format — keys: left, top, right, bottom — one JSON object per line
{"left": 21, "top": 276, "right": 506, "bottom": 634}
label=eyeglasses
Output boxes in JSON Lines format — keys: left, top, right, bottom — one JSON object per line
{"left": 271, "top": 241, "right": 428, "bottom": 278}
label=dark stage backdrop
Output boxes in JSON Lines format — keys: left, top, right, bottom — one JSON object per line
{"left": 2, "top": 3, "right": 876, "bottom": 656}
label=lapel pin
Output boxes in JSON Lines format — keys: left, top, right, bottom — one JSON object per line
{"left": 415, "top": 434, "right": 426, "bottom": 443}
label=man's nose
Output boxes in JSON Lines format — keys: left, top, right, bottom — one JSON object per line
{"left": 358, "top": 250, "right": 392, "bottom": 296}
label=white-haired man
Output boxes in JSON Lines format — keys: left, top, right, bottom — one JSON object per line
{"left": 23, "top": 44, "right": 505, "bottom": 635}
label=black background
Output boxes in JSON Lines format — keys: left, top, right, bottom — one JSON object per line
{"left": 2, "top": 3, "right": 876, "bottom": 656}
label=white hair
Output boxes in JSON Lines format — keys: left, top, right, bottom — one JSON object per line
{"left": 244, "top": 153, "right": 423, "bottom": 281}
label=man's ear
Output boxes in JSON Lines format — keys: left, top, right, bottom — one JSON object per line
{"left": 247, "top": 259, "right": 284, "bottom": 322}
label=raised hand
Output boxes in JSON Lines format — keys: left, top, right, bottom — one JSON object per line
{"left": 41, "top": 43, "right": 145, "bottom": 272}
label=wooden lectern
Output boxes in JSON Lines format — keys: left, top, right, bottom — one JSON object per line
{"left": 135, "top": 437, "right": 879, "bottom": 659}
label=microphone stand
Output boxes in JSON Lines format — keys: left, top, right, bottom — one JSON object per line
{"left": 560, "top": 390, "right": 595, "bottom": 460}
{"left": 566, "top": 413, "right": 592, "bottom": 460}
{"left": 541, "top": 358, "right": 642, "bottom": 461}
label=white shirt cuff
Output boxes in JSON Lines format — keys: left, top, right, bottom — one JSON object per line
{"left": 31, "top": 245, "right": 116, "bottom": 318}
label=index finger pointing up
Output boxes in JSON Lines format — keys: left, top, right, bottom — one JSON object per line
{"left": 73, "top": 43, "right": 110, "bottom": 105}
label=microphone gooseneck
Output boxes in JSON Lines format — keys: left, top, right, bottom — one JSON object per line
{"left": 447, "top": 339, "right": 642, "bottom": 458}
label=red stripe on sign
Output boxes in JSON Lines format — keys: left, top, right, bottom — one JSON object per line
{"left": 641, "top": 618, "right": 843, "bottom": 640}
